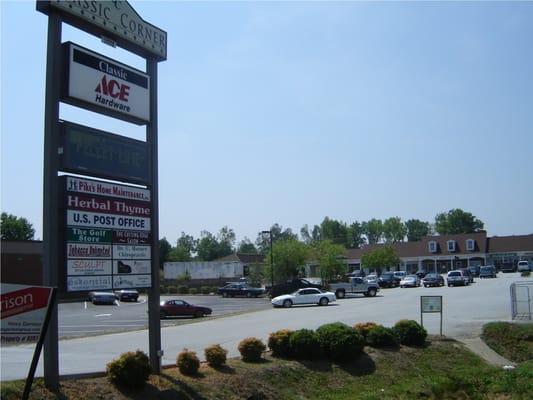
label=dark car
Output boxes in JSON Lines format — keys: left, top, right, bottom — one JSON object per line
{"left": 421, "top": 273, "right": 444, "bottom": 287}
{"left": 217, "top": 282, "right": 266, "bottom": 298}
{"left": 159, "top": 299, "right": 212, "bottom": 319}
{"left": 479, "top": 266, "right": 497, "bottom": 278}
{"left": 467, "top": 266, "right": 480, "bottom": 277}
{"left": 115, "top": 289, "right": 139, "bottom": 302}
{"left": 88, "top": 291, "right": 118, "bottom": 305}
{"left": 378, "top": 272, "right": 401, "bottom": 288}
{"left": 415, "top": 270, "right": 427, "bottom": 279}
{"left": 459, "top": 268, "right": 474, "bottom": 283}
{"left": 268, "top": 278, "right": 323, "bottom": 298}
{"left": 500, "top": 263, "right": 516, "bottom": 273}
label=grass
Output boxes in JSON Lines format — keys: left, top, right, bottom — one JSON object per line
{"left": 482, "top": 322, "right": 533, "bottom": 363}
{"left": 2, "top": 339, "right": 533, "bottom": 399}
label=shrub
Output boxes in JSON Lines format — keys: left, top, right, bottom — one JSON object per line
{"left": 211, "top": 286, "right": 219, "bottom": 294}
{"left": 238, "top": 337, "right": 266, "bottom": 362}
{"left": 366, "top": 325, "right": 399, "bottom": 347}
{"left": 521, "top": 271, "right": 531, "bottom": 277}
{"left": 177, "top": 285, "right": 189, "bottom": 294}
{"left": 268, "top": 329, "right": 293, "bottom": 357}
{"left": 106, "top": 350, "right": 151, "bottom": 388}
{"left": 200, "top": 286, "right": 211, "bottom": 295}
{"left": 204, "top": 344, "right": 227, "bottom": 368}
{"left": 168, "top": 286, "right": 178, "bottom": 294}
{"left": 354, "top": 322, "right": 379, "bottom": 340}
{"left": 316, "top": 322, "right": 365, "bottom": 362}
{"left": 177, "top": 349, "right": 200, "bottom": 375}
{"left": 393, "top": 319, "right": 427, "bottom": 346}
{"left": 160, "top": 285, "right": 166, "bottom": 294}
{"left": 189, "top": 287, "right": 198, "bottom": 295}
{"left": 289, "top": 329, "right": 322, "bottom": 359}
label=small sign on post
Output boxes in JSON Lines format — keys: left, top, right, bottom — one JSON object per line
{"left": 420, "top": 295, "right": 443, "bottom": 336}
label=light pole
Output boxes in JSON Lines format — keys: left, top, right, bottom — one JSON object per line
{"left": 262, "top": 230, "right": 274, "bottom": 288}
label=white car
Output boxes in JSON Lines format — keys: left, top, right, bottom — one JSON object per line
{"left": 400, "top": 275, "right": 420, "bottom": 288}
{"left": 365, "top": 274, "right": 379, "bottom": 284}
{"left": 517, "top": 261, "right": 530, "bottom": 272}
{"left": 271, "top": 288, "right": 336, "bottom": 308}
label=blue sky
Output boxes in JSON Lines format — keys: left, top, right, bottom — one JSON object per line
{"left": 1, "top": 1, "right": 532, "bottom": 244}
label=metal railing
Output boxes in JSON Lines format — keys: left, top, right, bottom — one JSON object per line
{"left": 510, "top": 281, "right": 533, "bottom": 320}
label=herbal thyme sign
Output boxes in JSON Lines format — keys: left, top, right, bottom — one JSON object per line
{"left": 37, "top": 1, "right": 167, "bottom": 61}
{"left": 63, "top": 43, "right": 150, "bottom": 124}
{"left": 61, "top": 176, "right": 152, "bottom": 291}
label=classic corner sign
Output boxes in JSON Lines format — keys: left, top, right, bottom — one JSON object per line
{"left": 63, "top": 43, "right": 150, "bottom": 124}
{"left": 37, "top": 1, "right": 167, "bottom": 61}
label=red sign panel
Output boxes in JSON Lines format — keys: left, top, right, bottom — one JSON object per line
{"left": 1, "top": 287, "right": 52, "bottom": 319}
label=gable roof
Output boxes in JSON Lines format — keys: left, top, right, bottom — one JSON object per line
{"left": 213, "top": 253, "right": 265, "bottom": 264}
{"left": 487, "top": 234, "right": 533, "bottom": 253}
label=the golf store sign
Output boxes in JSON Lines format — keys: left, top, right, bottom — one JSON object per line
{"left": 62, "top": 176, "right": 152, "bottom": 291}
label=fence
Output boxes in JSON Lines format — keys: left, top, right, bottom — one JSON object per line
{"left": 510, "top": 281, "right": 533, "bottom": 320}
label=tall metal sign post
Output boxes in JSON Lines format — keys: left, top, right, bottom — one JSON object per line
{"left": 37, "top": 1, "right": 166, "bottom": 390}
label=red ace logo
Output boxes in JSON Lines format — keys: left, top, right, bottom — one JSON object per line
{"left": 95, "top": 75, "right": 130, "bottom": 102}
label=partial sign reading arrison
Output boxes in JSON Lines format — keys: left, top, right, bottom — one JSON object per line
{"left": 61, "top": 176, "right": 152, "bottom": 292}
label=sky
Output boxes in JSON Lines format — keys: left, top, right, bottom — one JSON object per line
{"left": 1, "top": 0, "right": 533, "bottom": 245}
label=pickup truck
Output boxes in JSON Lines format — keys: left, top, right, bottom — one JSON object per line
{"left": 329, "top": 277, "right": 380, "bottom": 299}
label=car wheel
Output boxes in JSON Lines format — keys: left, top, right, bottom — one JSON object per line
{"left": 222, "top": 292, "right": 228, "bottom": 298}
{"left": 246, "top": 292, "right": 252, "bottom": 298}
{"left": 335, "top": 290, "right": 346, "bottom": 299}
{"left": 195, "top": 310, "right": 204, "bottom": 318}
{"left": 367, "top": 288, "right": 377, "bottom": 297}
{"left": 319, "top": 297, "right": 329, "bottom": 306}
{"left": 160, "top": 311, "right": 167, "bottom": 319}
{"left": 448, "top": 284, "right": 452, "bottom": 287}
{"left": 283, "top": 300, "right": 292, "bottom": 308}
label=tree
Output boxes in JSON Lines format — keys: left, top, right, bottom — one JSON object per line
{"left": 361, "top": 246, "right": 400, "bottom": 275}
{"left": 319, "top": 217, "right": 348, "bottom": 246}
{"left": 383, "top": 217, "right": 407, "bottom": 243}
{"left": 405, "top": 219, "right": 431, "bottom": 242}
{"left": 363, "top": 219, "right": 383, "bottom": 244}
{"left": 300, "top": 224, "right": 313, "bottom": 245}
{"left": 347, "top": 221, "right": 366, "bottom": 248}
{"left": 434, "top": 209, "right": 484, "bottom": 235}
{"left": 255, "top": 223, "right": 297, "bottom": 254}
{"left": 312, "top": 240, "right": 347, "bottom": 283}
{"left": 167, "top": 232, "right": 197, "bottom": 262}
{"left": 159, "top": 237, "right": 172, "bottom": 268}
{"left": 217, "top": 226, "right": 236, "bottom": 258}
{"left": 0, "top": 213, "right": 35, "bottom": 241}
{"left": 247, "top": 262, "right": 264, "bottom": 287}
{"left": 196, "top": 231, "right": 220, "bottom": 261}
{"left": 238, "top": 237, "right": 257, "bottom": 253}
{"left": 264, "top": 238, "right": 309, "bottom": 283}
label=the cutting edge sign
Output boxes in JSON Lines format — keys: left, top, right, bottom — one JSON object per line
{"left": 64, "top": 42, "right": 150, "bottom": 123}
{"left": 1, "top": 284, "right": 53, "bottom": 344}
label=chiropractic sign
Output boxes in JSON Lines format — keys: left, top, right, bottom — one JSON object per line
{"left": 63, "top": 43, "right": 150, "bottom": 124}
{"left": 61, "top": 176, "right": 152, "bottom": 292}
{"left": 1, "top": 284, "right": 54, "bottom": 345}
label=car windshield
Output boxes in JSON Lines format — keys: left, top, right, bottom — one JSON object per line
{"left": 480, "top": 267, "right": 492, "bottom": 272}
{"left": 448, "top": 271, "right": 461, "bottom": 277}
{"left": 426, "top": 274, "right": 437, "bottom": 278}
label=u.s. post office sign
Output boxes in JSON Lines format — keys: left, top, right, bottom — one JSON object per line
{"left": 63, "top": 42, "right": 150, "bottom": 124}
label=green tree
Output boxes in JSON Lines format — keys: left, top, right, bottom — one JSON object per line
{"left": 264, "top": 238, "right": 309, "bottom": 283}
{"left": 168, "top": 232, "right": 197, "bottom": 262}
{"left": 217, "top": 226, "right": 236, "bottom": 257}
{"left": 196, "top": 231, "right": 220, "bottom": 261}
{"left": 361, "top": 246, "right": 400, "bottom": 275}
{"left": 0, "top": 213, "right": 35, "bottom": 241}
{"left": 405, "top": 219, "right": 431, "bottom": 242}
{"left": 312, "top": 240, "right": 347, "bottom": 283}
{"left": 319, "top": 217, "right": 348, "bottom": 246}
{"left": 247, "top": 262, "right": 264, "bottom": 287}
{"left": 347, "top": 221, "right": 366, "bottom": 248}
{"left": 383, "top": 217, "right": 407, "bottom": 243}
{"left": 434, "top": 209, "right": 484, "bottom": 235}
{"left": 363, "top": 219, "right": 383, "bottom": 244}
{"left": 238, "top": 237, "right": 257, "bottom": 253}
{"left": 300, "top": 224, "right": 313, "bottom": 245}
{"left": 159, "top": 237, "right": 172, "bottom": 268}
{"left": 255, "top": 223, "right": 297, "bottom": 254}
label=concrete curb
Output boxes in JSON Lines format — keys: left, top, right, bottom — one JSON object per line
{"left": 458, "top": 337, "right": 517, "bottom": 368}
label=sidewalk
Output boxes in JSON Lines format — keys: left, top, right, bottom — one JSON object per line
{"left": 458, "top": 337, "right": 516, "bottom": 368}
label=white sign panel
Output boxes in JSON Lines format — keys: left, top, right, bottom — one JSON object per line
{"left": 113, "top": 245, "right": 151, "bottom": 259}
{"left": 114, "top": 274, "right": 152, "bottom": 289}
{"left": 68, "top": 260, "right": 112, "bottom": 275}
{"left": 66, "top": 176, "right": 150, "bottom": 202}
{"left": 67, "top": 243, "right": 112, "bottom": 259}
{"left": 67, "top": 276, "right": 113, "bottom": 291}
{"left": 421, "top": 296, "right": 442, "bottom": 313}
{"left": 114, "top": 260, "right": 151, "bottom": 275}
{"left": 66, "top": 43, "right": 150, "bottom": 123}
{"left": 67, "top": 210, "right": 151, "bottom": 231}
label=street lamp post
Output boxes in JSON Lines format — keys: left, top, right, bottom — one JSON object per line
{"left": 262, "top": 230, "right": 274, "bottom": 288}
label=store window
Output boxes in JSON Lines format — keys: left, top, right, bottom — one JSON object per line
{"left": 447, "top": 240, "right": 456, "bottom": 252}
{"left": 466, "top": 239, "right": 475, "bottom": 251}
{"left": 428, "top": 241, "right": 437, "bottom": 253}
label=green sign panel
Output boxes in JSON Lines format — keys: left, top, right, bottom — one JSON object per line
{"left": 67, "top": 227, "right": 112, "bottom": 244}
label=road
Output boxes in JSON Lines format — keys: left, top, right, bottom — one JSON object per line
{"left": 1, "top": 273, "right": 528, "bottom": 381}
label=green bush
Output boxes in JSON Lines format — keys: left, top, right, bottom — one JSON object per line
{"left": 160, "top": 285, "right": 166, "bottom": 294}
{"left": 316, "top": 322, "right": 365, "bottom": 362}
{"left": 211, "top": 286, "right": 219, "bottom": 294}
{"left": 289, "top": 329, "right": 322, "bottom": 359}
{"left": 393, "top": 319, "right": 427, "bottom": 346}
{"left": 238, "top": 337, "right": 266, "bottom": 362}
{"left": 200, "top": 286, "right": 212, "bottom": 295}
{"left": 106, "top": 350, "right": 152, "bottom": 388}
{"left": 366, "top": 325, "right": 399, "bottom": 347}
{"left": 177, "top": 349, "right": 200, "bottom": 375}
{"left": 354, "top": 322, "right": 379, "bottom": 340}
{"left": 168, "top": 286, "right": 178, "bottom": 294}
{"left": 268, "top": 329, "right": 293, "bottom": 357}
{"left": 177, "top": 285, "right": 189, "bottom": 294}
{"left": 204, "top": 344, "right": 227, "bottom": 368}
{"left": 521, "top": 271, "right": 531, "bottom": 277}
{"left": 189, "top": 287, "right": 198, "bottom": 295}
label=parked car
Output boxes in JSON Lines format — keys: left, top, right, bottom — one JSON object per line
{"left": 347, "top": 270, "right": 366, "bottom": 278}
{"left": 365, "top": 274, "right": 379, "bottom": 284}
{"left": 159, "top": 299, "right": 212, "bottom": 319}
{"left": 400, "top": 275, "right": 420, "bottom": 288}
{"left": 392, "top": 271, "right": 407, "bottom": 280}
{"left": 115, "top": 289, "right": 139, "bottom": 302}
{"left": 467, "top": 265, "right": 480, "bottom": 277}
{"left": 415, "top": 270, "right": 427, "bottom": 279}
{"left": 479, "top": 265, "right": 497, "bottom": 278}
{"left": 459, "top": 268, "right": 474, "bottom": 283}
{"left": 421, "top": 273, "right": 445, "bottom": 287}
{"left": 447, "top": 270, "right": 470, "bottom": 287}
{"left": 88, "top": 291, "right": 118, "bottom": 305}
{"left": 268, "top": 278, "right": 323, "bottom": 298}
{"left": 517, "top": 261, "right": 530, "bottom": 272}
{"left": 271, "top": 288, "right": 336, "bottom": 308}
{"left": 329, "top": 277, "right": 380, "bottom": 298}
{"left": 378, "top": 272, "right": 401, "bottom": 288}
{"left": 500, "top": 263, "right": 516, "bottom": 273}
{"left": 217, "top": 282, "right": 266, "bottom": 298}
